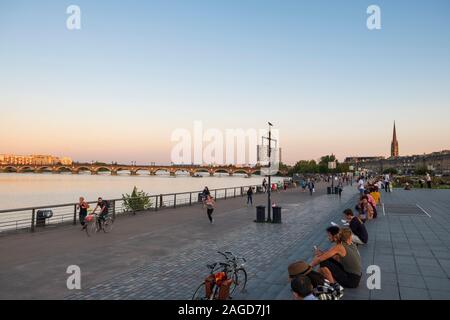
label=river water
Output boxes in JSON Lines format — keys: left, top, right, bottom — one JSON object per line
{"left": 0, "top": 173, "right": 284, "bottom": 210}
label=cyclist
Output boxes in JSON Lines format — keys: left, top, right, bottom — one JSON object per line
{"left": 91, "top": 197, "right": 109, "bottom": 230}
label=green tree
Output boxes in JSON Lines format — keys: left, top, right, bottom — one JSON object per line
{"left": 414, "top": 166, "right": 428, "bottom": 175}
{"left": 122, "top": 186, "right": 152, "bottom": 212}
{"left": 383, "top": 168, "right": 398, "bottom": 175}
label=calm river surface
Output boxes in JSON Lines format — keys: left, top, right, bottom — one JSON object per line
{"left": 0, "top": 173, "right": 283, "bottom": 210}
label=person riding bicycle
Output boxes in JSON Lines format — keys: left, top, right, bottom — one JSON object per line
{"left": 91, "top": 197, "right": 109, "bottom": 229}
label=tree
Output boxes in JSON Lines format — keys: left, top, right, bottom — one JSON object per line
{"left": 383, "top": 168, "right": 398, "bottom": 175}
{"left": 414, "top": 166, "right": 428, "bottom": 176}
{"left": 122, "top": 186, "right": 152, "bottom": 212}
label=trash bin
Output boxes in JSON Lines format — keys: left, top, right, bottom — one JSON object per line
{"left": 255, "top": 205, "right": 265, "bottom": 223}
{"left": 327, "top": 187, "right": 332, "bottom": 194}
{"left": 256, "top": 186, "right": 264, "bottom": 193}
{"left": 272, "top": 206, "right": 282, "bottom": 223}
{"left": 36, "top": 210, "right": 53, "bottom": 227}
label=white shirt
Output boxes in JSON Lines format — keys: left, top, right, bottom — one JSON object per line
{"left": 358, "top": 179, "right": 365, "bottom": 190}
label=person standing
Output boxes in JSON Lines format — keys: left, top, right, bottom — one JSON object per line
{"left": 307, "top": 179, "right": 315, "bottom": 196}
{"left": 205, "top": 195, "right": 215, "bottom": 224}
{"left": 426, "top": 173, "right": 432, "bottom": 189}
{"left": 262, "top": 178, "right": 267, "bottom": 193}
{"left": 357, "top": 177, "right": 365, "bottom": 196}
{"left": 77, "top": 197, "right": 90, "bottom": 230}
{"left": 247, "top": 187, "right": 254, "bottom": 206}
{"left": 384, "top": 174, "right": 390, "bottom": 192}
{"left": 337, "top": 179, "right": 343, "bottom": 198}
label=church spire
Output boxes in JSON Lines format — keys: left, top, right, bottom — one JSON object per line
{"left": 391, "top": 121, "right": 399, "bottom": 157}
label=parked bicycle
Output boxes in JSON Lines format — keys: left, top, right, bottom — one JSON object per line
{"left": 217, "top": 251, "right": 247, "bottom": 295}
{"left": 192, "top": 251, "right": 247, "bottom": 300}
{"left": 84, "top": 213, "right": 114, "bottom": 237}
{"left": 192, "top": 262, "right": 233, "bottom": 300}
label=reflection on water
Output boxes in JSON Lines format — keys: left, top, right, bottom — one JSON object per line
{"left": 0, "top": 173, "right": 283, "bottom": 210}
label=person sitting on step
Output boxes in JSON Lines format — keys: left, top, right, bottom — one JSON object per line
{"left": 310, "top": 228, "right": 362, "bottom": 288}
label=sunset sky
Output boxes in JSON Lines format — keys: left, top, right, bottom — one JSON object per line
{"left": 1, "top": 0, "right": 449, "bottom": 165}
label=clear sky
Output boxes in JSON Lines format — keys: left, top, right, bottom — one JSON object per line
{"left": 1, "top": 0, "right": 449, "bottom": 165}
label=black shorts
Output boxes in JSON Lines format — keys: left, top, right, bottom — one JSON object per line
{"left": 320, "top": 258, "right": 361, "bottom": 288}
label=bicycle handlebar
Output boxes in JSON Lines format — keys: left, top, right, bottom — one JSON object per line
{"left": 217, "top": 251, "right": 246, "bottom": 263}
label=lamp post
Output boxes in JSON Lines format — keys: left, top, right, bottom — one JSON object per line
{"left": 266, "top": 122, "right": 275, "bottom": 222}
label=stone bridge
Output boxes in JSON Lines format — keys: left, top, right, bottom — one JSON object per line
{"left": 0, "top": 164, "right": 275, "bottom": 177}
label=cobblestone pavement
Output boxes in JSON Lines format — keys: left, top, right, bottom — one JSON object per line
{"left": 246, "top": 189, "right": 450, "bottom": 300}
{"left": 66, "top": 187, "right": 358, "bottom": 300}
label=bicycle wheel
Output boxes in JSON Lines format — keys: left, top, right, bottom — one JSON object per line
{"left": 85, "top": 221, "right": 98, "bottom": 237}
{"left": 103, "top": 217, "right": 114, "bottom": 233}
{"left": 231, "top": 268, "right": 247, "bottom": 294}
{"left": 192, "top": 283, "right": 207, "bottom": 300}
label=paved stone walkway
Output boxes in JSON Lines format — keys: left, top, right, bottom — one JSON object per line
{"left": 66, "top": 188, "right": 357, "bottom": 300}
{"left": 0, "top": 183, "right": 335, "bottom": 299}
{"left": 239, "top": 189, "right": 450, "bottom": 300}
{"left": 3, "top": 185, "right": 448, "bottom": 300}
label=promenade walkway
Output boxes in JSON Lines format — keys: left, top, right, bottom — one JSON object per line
{"left": 0, "top": 182, "right": 340, "bottom": 299}
{"left": 1, "top": 185, "right": 449, "bottom": 300}
{"left": 235, "top": 189, "right": 450, "bottom": 300}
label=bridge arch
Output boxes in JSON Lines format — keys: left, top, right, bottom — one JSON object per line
{"left": 35, "top": 166, "right": 53, "bottom": 173}
{"left": 193, "top": 168, "right": 210, "bottom": 174}
{"left": 94, "top": 167, "right": 112, "bottom": 174}
{"left": 55, "top": 166, "right": 72, "bottom": 173}
{"left": 17, "top": 166, "right": 34, "bottom": 173}
{"left": 213, "top": 168, "right": 231, "bottom": 175}
{"left": 74, "top": 166, "right": 91, "bottom": 174}
{"left": 153, "top": 168, "right": 171, "bottom": 175}
{"left": 3, "top": 166, "right": 18, "bottom": 172}
{"left": 174, "top": 169, "right": 190, "bottom": 176}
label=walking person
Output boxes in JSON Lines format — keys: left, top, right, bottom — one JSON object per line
{"left": 337, "top": 179, "right": 343, "bottom": 198}
{"left": 247, "top": 187, "right": 253, "bottom": 206}
{"left": 426, "top": 173, "right": 432, "bottom": 189}
{"left": 77, "top": 197, "right": 90, "bottom": 230}
{"left": 262, "top": 178, "right": 267, "bottom": 193}
{"left": 201, "top": 186, "right": 210, "bottom": 208}
{"left": 307, "top": 179, "right": 315, "bottom": 196}
{"left": 205, "top": 195, "right": 215, "bottom": 224}
{"left": 357, "top": 177, "right": 365, "bottom": 196}
{"left": 384, "top": 174, "right": 390, "bottom": 192}
{"left": 301, "top": 179, "right": 307, "bottom": 193}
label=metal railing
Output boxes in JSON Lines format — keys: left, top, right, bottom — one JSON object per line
{"left": 0, "top": 184, "right": 274, "bottom": 233}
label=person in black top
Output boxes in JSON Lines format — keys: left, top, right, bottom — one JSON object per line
{"left": 77, "top": 197, "right": 90, "bottom": 230}
{"left": 201, "top": 187, "right": 210, "bottom": 207}
{"left": 247, "top": 187, "right": 253, "bottom": 206}
{"left": 92, "top": 197, "right": 109, "bottom": 230}
{"left": 343, "top": 209, "right": 368, "bottom": 245}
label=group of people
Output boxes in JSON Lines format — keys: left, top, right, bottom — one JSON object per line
{"left": 77, "top": 196, "right": 110, "bottom": 230}
{"left": 300, "top": 178, "right": 316, "bottom": 195}
{"left": 287, "top": 176, "right": 384, "bottom": 300}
